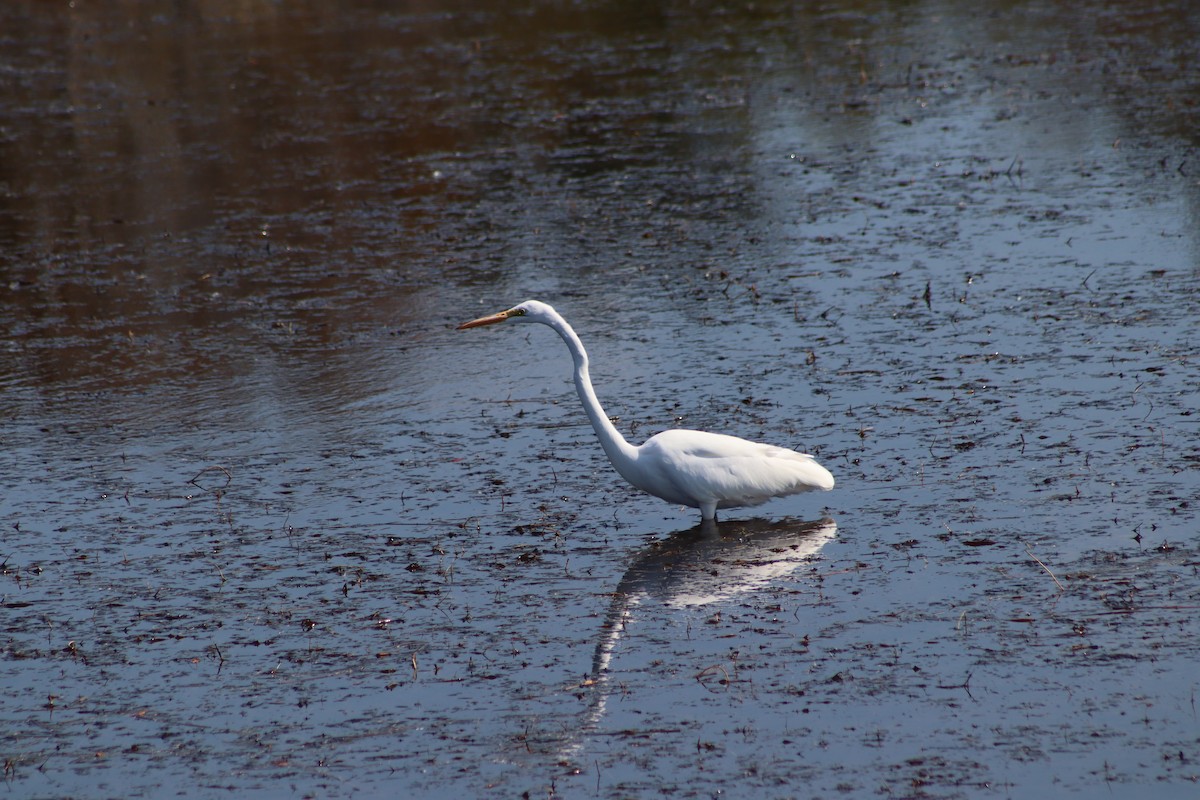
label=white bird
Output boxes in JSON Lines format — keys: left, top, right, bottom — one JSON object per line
{"left": 457, "top": 300, "right": 834, "bottom": 521}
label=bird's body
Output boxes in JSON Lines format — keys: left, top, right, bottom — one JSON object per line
{"left": 458, "top": 300, "right": 834, "bottom": 521}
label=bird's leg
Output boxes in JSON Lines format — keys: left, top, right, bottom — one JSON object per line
{"left": 700, "top": 502, "right": 717, "bottom": 521}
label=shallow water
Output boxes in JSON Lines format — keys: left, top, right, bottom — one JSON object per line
{"left": 2, "top": 1, "right": 1198, "bottom": 797}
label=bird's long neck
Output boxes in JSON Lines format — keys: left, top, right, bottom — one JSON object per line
{"left": 544, "top": 313, "right": 640, "bottom": 476}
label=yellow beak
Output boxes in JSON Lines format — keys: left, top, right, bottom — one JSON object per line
{"left": 456, "top": 309, "right": 513, "bottom": 330}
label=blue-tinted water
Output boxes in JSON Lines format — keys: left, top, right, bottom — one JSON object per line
{"left": 1, "top": 1, "right": 1197, "bottom": 797}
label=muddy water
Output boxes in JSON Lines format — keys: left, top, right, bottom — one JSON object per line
{"left": 2, "top": 1, "right": 1198, "bottom": 797}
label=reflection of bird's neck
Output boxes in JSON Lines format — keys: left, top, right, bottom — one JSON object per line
{"left": 544, "top": 312, "right": 640, "bottom": 476}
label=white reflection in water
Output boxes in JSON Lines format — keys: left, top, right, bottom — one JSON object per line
{"left": 558, "top": 516, "right": 836, "bottom": 758}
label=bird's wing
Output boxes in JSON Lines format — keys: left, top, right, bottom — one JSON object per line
{"left": 642, "top": 429, "right": 834, "bottom": 509}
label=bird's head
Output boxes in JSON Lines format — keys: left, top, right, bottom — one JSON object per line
{"left": 457, "top": 300, "right": 556, "bottom": 330}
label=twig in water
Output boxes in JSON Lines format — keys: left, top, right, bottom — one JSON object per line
{"left": 695, "top": 663, "right": 731, "bottom": 692}
{"left": 1024, "top": 544, "right": 1065, "bottom": 592}
{"left": 189, "top": 465, "right": 232, "bottom": 491}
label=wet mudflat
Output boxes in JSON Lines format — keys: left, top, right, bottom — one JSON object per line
{"left": 2, "top": 1, "right": 1198, "bottom": 797}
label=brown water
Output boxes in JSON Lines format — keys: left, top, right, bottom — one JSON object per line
{"left": 2, "top": 1, "right": 1199, "bottom": 797}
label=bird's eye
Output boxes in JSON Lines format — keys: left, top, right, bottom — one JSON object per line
{"left": 511, "top": 308, "right": 526, "bottom": 317}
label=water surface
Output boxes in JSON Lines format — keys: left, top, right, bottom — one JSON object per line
{"left": 2, "top": 1, "right": 1198, "bottom": 797}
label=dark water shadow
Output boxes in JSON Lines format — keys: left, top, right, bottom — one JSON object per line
{"left": 555, "top": 516, "right": 836, "bottom": 756}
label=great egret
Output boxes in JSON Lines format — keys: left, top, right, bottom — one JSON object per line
{"left": 457, "top": 300, "right": 834, "bottom": 521}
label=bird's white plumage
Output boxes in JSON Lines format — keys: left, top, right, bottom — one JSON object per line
{"left": 458, "top": 300, "right": 834, "bottom": 521}
{"left": 638, "top": 429, "right": 834, "bottom": 511}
